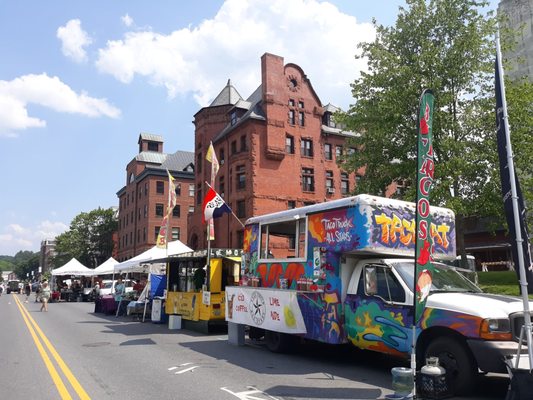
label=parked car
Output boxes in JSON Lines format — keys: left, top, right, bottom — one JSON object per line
{"left": 99, "top": 279, "right": 135, "bottom": 296}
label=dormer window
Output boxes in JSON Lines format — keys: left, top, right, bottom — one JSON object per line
{"left": 147, "top": 141, "right": 159, "bottom": 151}
{"left": 129, "top": 172, "right": 135, "bottom": 184}
{"left": 231, "top": 111, "right": 237, "bottom": 126}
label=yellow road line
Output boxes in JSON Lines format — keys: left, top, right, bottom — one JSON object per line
{"left": 14, "top": 295, "right": 73, "bottom": 400}
{"left": 15, "top": 295, "right": 91, "bottom": 400}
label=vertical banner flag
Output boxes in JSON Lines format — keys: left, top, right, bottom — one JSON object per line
{"left": 495, "top": 54, "right": 533, "bottom": 293}
{"left": 414, "top": 89, "right": 436, "bottom": 323}
{"left": 205, "top": 142, "right": 219, "bottom": 240}
{"left": 203, "top": 187, "right": 232, "bottom": 223}
{"left": 156, "top": 171, "right": 178, "bottom": 248}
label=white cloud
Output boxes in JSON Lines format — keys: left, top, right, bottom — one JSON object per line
{"left": 96, "top": 0, "right": 375, "bottom": 108}
{"left": 0, "top": 73, "right": 121, "bottom": 137}
{"left": 57, "top": 19, "right": 93, "bottom": 63}
{"left": 0, "top": 221, "right": 68, "bottom": 256}
{"left": 121, "top": 14, "right": 134, "bottom": 27}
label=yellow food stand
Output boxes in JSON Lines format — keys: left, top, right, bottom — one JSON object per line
{"left": 165, "top": 248, "right": 241, "bottom": 331}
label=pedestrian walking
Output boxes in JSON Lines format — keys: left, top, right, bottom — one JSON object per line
{"left": 24, "top": 281, "right": 31, "bottom": 303}
{"left": 40, "top": 281, "right": 51, "bottom": 312}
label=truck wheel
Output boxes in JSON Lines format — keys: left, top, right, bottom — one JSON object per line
{"left": 248, "top": 327, "right": 265, "bottom": 341}
{"left": 424, "top": 337, "right": 477, "bottom": 395}
{"left": 265, "top": 330, "right": 293, "bottom": 353}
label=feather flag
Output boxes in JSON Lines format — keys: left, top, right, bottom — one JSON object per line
{"left": 414, "top": 89, "right": 436, "bottom": 324}
{"left": 156, "top": 171, "right": 177, "bottom": 248}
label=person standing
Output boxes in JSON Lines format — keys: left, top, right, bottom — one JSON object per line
{"left": 114, "top": 278, "right": 126, "bottom": 317}
{"left": 24, "top": 281, "right": 31, "bottom": 303}
{"left": 40, "top": 281, "right": 51, "bottom": 312}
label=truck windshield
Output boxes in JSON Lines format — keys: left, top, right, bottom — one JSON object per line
{"left": 393, "top": 261, "right": 481, "bottom": 293}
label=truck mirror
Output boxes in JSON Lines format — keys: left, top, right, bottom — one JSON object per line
{"left": 365, "top": 266, "right": 378, "bottom": 296}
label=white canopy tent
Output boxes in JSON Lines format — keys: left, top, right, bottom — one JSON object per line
{"left": 114, "top": 240, "right": 192, "bottom": 274}
{"left": 51, "top": 258, "right": 93, "bottom": 276}
{"left": 91, "top": 257, "right": 118, "bottom": 276}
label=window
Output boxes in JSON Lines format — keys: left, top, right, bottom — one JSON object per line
{"left": 220, "top": 149, "right": 225, "bottom": 165}
{"left": 196, "top": 184, "right": 202, "bottom": 205}
{"left": 260, "top": 217, "right": 306, "bottom": 260}
{"left": 230, "top": 111, "right": 237, "bottom": 126}
{"left": 172, "top": 227, "right": 180, "bottom": 241}
{"left": 303, "top": 201, "right": 315, "bottom": 206}
{"left": 175, "top": 184, "right": 181, "bottom": 197}
{"left": 197, "top": 152, "right": 202, "bottom": 173}
{"left": 324, "top": 143, "right": 332, "bottom": 160}
{"left": 138, "top": 208, "right": 141, "bottom": 221}
{"left": 144, "top": 204, "right": 148, "bottom": 218}
{"left": 156, "top": 181, "right": 164, "bottom": 194}
{"left": 137, "top": 229, "right": 140, "bottom": 242}
{"left": 355, "top": 175, "right": 362, "bottom": 187}
{"left": 336, "top": 145, "right": 343, "bottom": 158}
{"left": 236, "top": 230, "right": 244, "bottom": 249}
{"left": 288, "top": 110, "right": 295, "bottom": 125}
{"left": 288, "top": 200, "right": 296, "bottom": 209}
{"left": 219, "top": 176, "right": 225, "bottom": 198}
{"left": 147, "top": 141, "right": 159, "bottom": 151}
{"left": 189, "top": 184, "right": 194, "bottom": 197}
{"left": 155, "top": 203, "right": 164, "bottom": 217}
{"left": 326, "top": 171, "right": 334, "bottom": 191}
{"left": 363, "top": 265, "right": 406, "bottom": 303}
{"left": 236, "top": 165, "right": 245, "bottom": 190}
{"left": 127, "top": 194, "right": 129, "bottom": 206}
{"left": 298, "top": 111, "right": 305, "bottom": 126}
{"left": 125, "top": 234, "right": 128, "bottom": 246}
{"left": 188, "top": 205, "right": 195, "bottom": 214}
{"left": 145, "top": 182, "right": 148, "bottom": 196}
{"left": 173, "top": 205, "right": 180, "bottom": 217}
{"left": 298, "top": 101, "right": 304, "bottom": 109}
{"left": 143, "top": 227, "right": 146, "bottom": 242}
{"left": 288, "top": 99, "right": 295, "bottom": 107}
{"left": 341, "top": 172, "right": 349, "bottom": 195}
{"left": 240, "top": 135, "right": 247, "bottom": 152}
{"left": 286, "top": 135, "right": 295, "bottom": 154}
{"left": 231, "top": 140, "right": 237, "bottom": 154}
{"left": 237, "top": 200, "right": 246, "bottom": 218}
{"left": 302, "top": 168, "right": 315, "bottom": 192}
{"left": 131, "top": 211, "right": 134, "bottom": 223}
{"left": 348, "top": 147, "right": 356, "bottom": 155}
{"left": 301, "top": 139, "right": 313, "bottom": 157}
{"left": 154, "top": 227, "right": 160, "bottom": 241}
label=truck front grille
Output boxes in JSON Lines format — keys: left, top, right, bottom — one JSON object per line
{"left": 510, "top": 313, "right": 532, "bottom": 344}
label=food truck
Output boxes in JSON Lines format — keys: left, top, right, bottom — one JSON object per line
{"left": 226, "top": 194, "right": 533, "bottom": 395}
{"left": 166, "top": 248, "right": 241, "bottom": 331}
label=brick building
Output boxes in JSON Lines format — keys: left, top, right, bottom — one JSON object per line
{"left": 39, "top": 238, "right": 56, "bottom": 273}
{"left": 117, "top": 133, "right": 195, "bottom": 261}
{"left": 188, "top": 53, "right": 362, "bottom": 250}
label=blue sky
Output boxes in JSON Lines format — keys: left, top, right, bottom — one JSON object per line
{"left": 0, "top": 0, "right": 499, "bottom": 256}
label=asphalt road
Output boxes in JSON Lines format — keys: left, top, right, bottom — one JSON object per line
{"left": 0, "top": 292, "right": 510, "bottom": 400}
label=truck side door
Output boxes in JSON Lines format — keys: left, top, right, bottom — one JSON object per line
{"left": 344, "top": 262, "right": 412, "bottom": 356}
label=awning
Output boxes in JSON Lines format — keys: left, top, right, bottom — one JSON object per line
{"left": 223, "top": 256, "right": 241, "bottom": 262}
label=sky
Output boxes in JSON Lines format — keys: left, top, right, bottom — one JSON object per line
{"left": 0, "top": 0, "right": 499, "bottom": 257}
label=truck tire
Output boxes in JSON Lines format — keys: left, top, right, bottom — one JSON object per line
{"left": 248, "top": 327, "right": 265, "bottom": 340}
{"left": 265, "top": 330, "right": 294, "bottom": 353}
{"left": 424, "top": 336, "right": 477, "bottom": 395}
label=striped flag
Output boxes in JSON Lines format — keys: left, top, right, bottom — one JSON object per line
{"left": 202, "top": 187, "right": 231, "bottom": 223}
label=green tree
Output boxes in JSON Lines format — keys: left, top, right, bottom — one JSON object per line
{"left": 13, "top": 252, "right": 40, "bottom": 281}
{"left": 340, "top": 0, "right": 531, "bottom": 257}
{"left": 54, "top": 207, "right": 117, "bottom": 268}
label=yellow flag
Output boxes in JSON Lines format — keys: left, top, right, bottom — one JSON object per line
{"left": 205, "top": 142, "right": 219, "bottom": 177}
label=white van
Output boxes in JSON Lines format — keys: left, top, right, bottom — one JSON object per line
{"left": 99, "top": 279, "right": 135, "bottom": 296}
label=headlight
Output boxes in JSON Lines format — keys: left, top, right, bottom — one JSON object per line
{"left": 480, "top": 318, "right": 512, "bottom": 340}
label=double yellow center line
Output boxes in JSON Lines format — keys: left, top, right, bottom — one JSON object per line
{"left": 14, "top": 295, "right": 91, "bottom": 400}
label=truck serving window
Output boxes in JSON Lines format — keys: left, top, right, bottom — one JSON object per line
{"left": 259, "top": 218, "right": 306, "bottom": 260}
